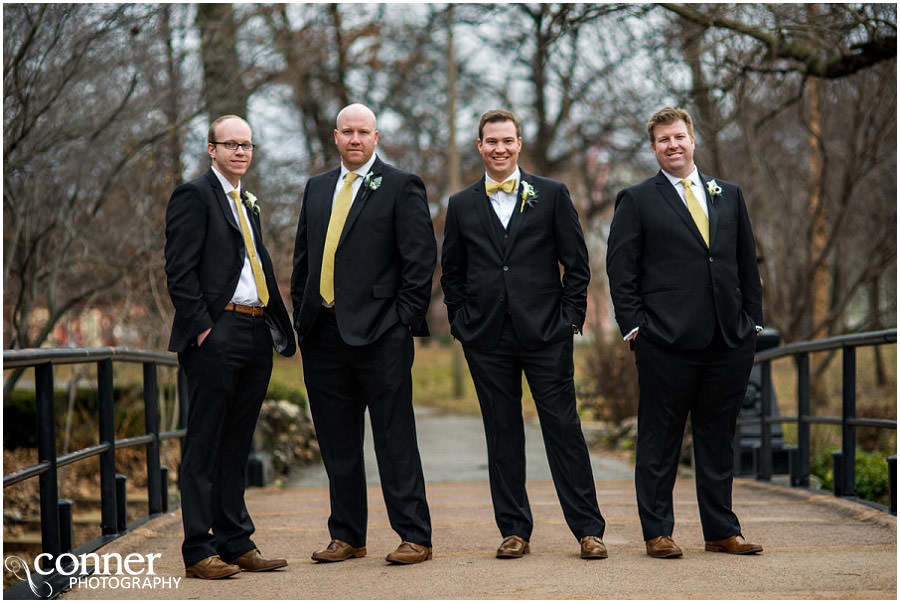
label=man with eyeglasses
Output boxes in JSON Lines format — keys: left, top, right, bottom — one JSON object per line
{"left": 165, "top": 114, "right": 295, "bottom": 579}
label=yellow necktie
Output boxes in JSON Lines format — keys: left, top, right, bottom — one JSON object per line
{"left": 320, "top": 172, "right": 359, "bottom": 304}
{"left": 680, "top": 179, "right": 709, "bottom": 246}
{"left": 229, "top": 189, "right": 269, "bottom": 306}
{"left": 485, "top": 179, "right": 517, "bottom": 195}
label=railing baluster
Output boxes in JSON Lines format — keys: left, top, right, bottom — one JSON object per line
{"left": 841, "top": 345, "right": 857, "bottom": 497}
{"left": 35, "top": 362, "right": 60, "bottom": 566}
{"left": 795, "top": 353, "right": 810, "bottom": 487}
{"left": 97, "top": 359, "right": 117, "bottom": 535}
{"left": 757, "top": 360, "right": 773, "bottom": 480}
{"left": 143, "top": 362, "right": 163, "bottom": 515}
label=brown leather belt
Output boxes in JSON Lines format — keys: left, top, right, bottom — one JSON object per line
{"left": 224, "top": 303, "right": 265, "bottom": 316}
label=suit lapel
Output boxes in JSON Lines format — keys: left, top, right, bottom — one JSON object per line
{"left": 654, "top": 171, "right": 707, "bottom": 249}
{"left": 699, "top": 171, "right": 719, "bottom": 248}
{"left": 473, "top": 176, "right": 505, "bottom": 257}
{"left": 338, "top": 156, "right": 381, "bottom": 247}
{"left": 206, "top": 169, "right": 240, "bottom": 233}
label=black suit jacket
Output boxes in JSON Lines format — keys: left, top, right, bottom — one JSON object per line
{"left": 291, "top": 156, "right": 437, "bottom": 345}
{"left": 165, "top": 168, "right": 295, "bottom": 356}
{"left": 440, "top": 171, "right": 590, "bottom": 351}
{"left": 606, "top": 170, "right": 763, "bottom": 350}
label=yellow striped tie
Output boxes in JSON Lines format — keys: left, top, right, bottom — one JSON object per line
{"left": 680, "top": 179, "right": 709, "bottom": 246}
{"left": 320, "top": 172, "right": 359, "bottom": 304}
{"left": 228, "top": 190, "right": 269, "bottom": 305}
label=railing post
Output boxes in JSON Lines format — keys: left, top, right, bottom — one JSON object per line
{"left": 160, "top": 466, "right": 170, "bottom": 513}
{"left": 58, "top": 499, "right": 73, "bottom": 553}
{"left": 143, "top": 362, "right": 163, "bottom": 515}
{"left": 795, "top": 353, "right": 811, "bottom": 486}
{"left": 97, "top": 359, "right": 118, "bottom": 535}
{"left": 116, "top": 474, "right": 128, "bottom": 532}
{"left": 35, "top": 362, "right": 61, "bottom": 567}
{"left": 888, "top": 456, "right": 896, "bottom": 514}
{"left": 841, "top": 345, "right": 856, "bottom": 497}
{"left": 756, "top": 360, "right": 773, "bottom": 481}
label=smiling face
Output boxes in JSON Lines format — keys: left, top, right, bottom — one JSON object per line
{"left": 334, "top": 104, "right": 378, "bottom": 171}
{"left": 477, "top": 120, "right": 522, "bottom": 182}
{"left": 208, "top": 117, "right": 253, "bottom": 187}
{"left": 651, "top": 119, "right": 695, "bottom": 179}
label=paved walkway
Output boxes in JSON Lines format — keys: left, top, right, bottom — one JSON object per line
{"left": 60, "top": 410, "right": 896, "bottom": 600}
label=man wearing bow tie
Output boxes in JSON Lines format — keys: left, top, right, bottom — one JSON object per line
{"left": 165, "top": 115, "right": 295, "bottom": 579}
{"left": 441, "top": 109, "right": 607, "bottom": 560}
{"left": 606, "top": 106, "right": 763, "bottom": 559}
{"left": 292, "top": 103, "right": 436, "bottom": 565}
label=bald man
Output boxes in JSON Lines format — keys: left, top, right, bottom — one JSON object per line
{"left": 291, "top": 104, "right": 436, "bottom": 565}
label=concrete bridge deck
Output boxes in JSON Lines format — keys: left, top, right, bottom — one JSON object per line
{"left": 58, "top": 478, "right": 896, "bottom": 600}
{"left": 57, "top": 409, "right": 896, "bottom": 600}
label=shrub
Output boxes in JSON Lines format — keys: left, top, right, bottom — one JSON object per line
{"left": 810, "top": 449, "right": 892, "bottom": 506}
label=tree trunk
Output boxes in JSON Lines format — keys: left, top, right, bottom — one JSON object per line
{"left": 196, "top": 4, "right": 248, "bottom": 119}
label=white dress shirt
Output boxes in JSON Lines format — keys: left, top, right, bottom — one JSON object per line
{"left": 211, "top": 166, "right": 263, "bottom": 306}
{"left": 485, "top": 167, "right": 521, "bottom": 229}
{"left": 333, "top": 153, "right": 378, "bottom": 209}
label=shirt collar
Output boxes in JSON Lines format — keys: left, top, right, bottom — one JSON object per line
{"left": 340, "top": 153, "right": 378, "bottom": 181}
{"left": 211, "top": 165, "right": 240, "bottom": 196}
{"left": 485, "top": 166, "right": 521, "bottom": 186}
{"left": 661, "top": 166, "right": 700, "bottom": 189}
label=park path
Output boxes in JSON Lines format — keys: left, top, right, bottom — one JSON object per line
{"left": 60, "top": 409, "right": 896, "bottom": 600}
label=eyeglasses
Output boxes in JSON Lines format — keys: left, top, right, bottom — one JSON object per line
{"left": 211, "top": 141, "right": 256, "bottom": 152}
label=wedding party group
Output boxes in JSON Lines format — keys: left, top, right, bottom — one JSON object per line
{"left": 164, "top": 103, "right": 764, "bottom": 579}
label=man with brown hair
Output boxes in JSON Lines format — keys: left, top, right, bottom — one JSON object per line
{"left": 607, "top": 106, "right": 764, "bottom": 558}
{"left": 441, "top": 109, "right": 607, "bottom": 560}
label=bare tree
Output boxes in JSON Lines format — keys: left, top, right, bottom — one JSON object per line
{"left": 3, "top": 4, "right": 201, "bottom": 392}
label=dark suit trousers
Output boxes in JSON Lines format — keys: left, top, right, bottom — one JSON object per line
{"left": 633, "top": 331, "right": 755, "bottom": 542}
{"left": 300, "top": 312, "right": 432, "bottom": 548}
{"left": 178, "top": 311, "right": 273, "bottom": 567}
{"left": 463, "top": 317, "right": 605, "bottom": 541}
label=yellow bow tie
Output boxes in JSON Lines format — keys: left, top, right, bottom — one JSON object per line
{"left": 485, "top": 179, "right": 517, "bottom": 195}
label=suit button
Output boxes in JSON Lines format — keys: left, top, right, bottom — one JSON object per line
{"left": 504, "top": 234, "right": 509, "bottom": 239}
{"left": 499, "top": 296, "right": 505, "bottom": 303}
{"left": 709, "top": 257, "right": 714, "bottom": 262}
{"left": 503, "top": 266, "right": 509, "bottom": 272}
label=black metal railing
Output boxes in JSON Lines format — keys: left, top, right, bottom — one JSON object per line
{"left": 744, "top": 329, "right": 897, "bottom": 513}
{"left": 3, "top": 347, "right": 186, "bottom": 584}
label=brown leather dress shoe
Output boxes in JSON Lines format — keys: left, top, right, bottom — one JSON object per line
{"left": 311, "top": 539, "right": 367, "bottom": 562}
{"left": 185, "top": 555, "right": 241, "bottom": 579}
{"left": 496, "top": 535, "right": 530, "bottom": 558}
{"left": 645, "top": 536, "right": 683, "bottom": 558}
{"left": 705, "top": 535, "right": 763, "bottom": 554}
{"left": 385, "top": 541, "right": 432, "bottom": 565}
{"left": 229, "top": 548, "right": 287, "bottom": 571}
{"left": 580, "top": 536, "right": 608, "bottom": 559}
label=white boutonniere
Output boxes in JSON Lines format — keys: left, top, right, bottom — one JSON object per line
{"left": 706, "top": 179, "right": 722, "bottom": 198}
{"left": 363, "top": 171, "right": 382, "bottom": 191}
{"left": 241, "top": 191, "right": 260, "bottom": 215}
{"left": 519, "top": 180, "right": 538, "bottom": 213}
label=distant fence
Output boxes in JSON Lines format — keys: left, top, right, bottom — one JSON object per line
{"left": 3, "top": 347, "right": 185, "bottom": 599}
{"left": 743, "top": 329, "right": 897, "bottom": 513}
